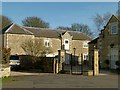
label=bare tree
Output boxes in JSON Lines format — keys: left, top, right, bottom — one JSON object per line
{"left": 21, "top": 39, "right": 52, "bottom": 57}
{"left": 116, "top": 1, "right": 120, "bottom": 16}
{"left": 57, "top": 23, "right": 93, "bottom": 38}
{"left": 57, "top": 26, "right": 72, "bottom": 31}
{"left": 93, "top": 12, "right": 112, "bottom": 31}
{"left": 71, "top": 23, "right": 93, "bottom": 37}
{"left": 2, "top": 47, "right": 11, "bottom": 64}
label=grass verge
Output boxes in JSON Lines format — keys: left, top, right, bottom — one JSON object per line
{"left": 0, "top": 77, "right": 12, "bottom": 83}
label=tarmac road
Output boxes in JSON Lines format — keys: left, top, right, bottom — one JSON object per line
{"left": 2, "top": 71, "right": 119, "bottom": 88}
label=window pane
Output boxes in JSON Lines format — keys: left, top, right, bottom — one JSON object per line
{"left": 45, "top": 42, "right": 47, "bottom": 46}
{"left": 111, "top": 25, "right": 117, "bottom": 34}
{"left": 83, "top": 42, "right": 88, "bottom": 48}
{"left": 10, "top": 55, "right": 19, "bottom": 60}
{"left": 48, "top": 42, "right": 50, "bottom": 46}
{"left": 65, "top": 40, "right": 68, "bottom": 44}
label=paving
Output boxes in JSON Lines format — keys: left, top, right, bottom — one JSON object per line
{"left": 2, "top": 71, "right": 119, "bottom": 88}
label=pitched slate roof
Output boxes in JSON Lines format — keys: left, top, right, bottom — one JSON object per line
{"left": 101, "top": 15, "right": 120, "bottom": 32}
{"left": 5, "top": 24, "right": 33, "bottom": 35}
{"left": 88, "top": 37, "right": 99, "bottom": 44}
{"left": 22, "top": 26, "right": 65, "bottom": 38}
{"left": 3, "top": 23, "right": 92, "bottom": 40}
{"left": 68, "top": 31, "right": 91, "bottom": 40}
{"left": 23, "top": 26, "right": 91, "bottom": 40}
{"left": 0, "top": 23, "right": 13, "bottom": 34}
{"left": 116, "top": 16, "right": 120, "bottom": 21}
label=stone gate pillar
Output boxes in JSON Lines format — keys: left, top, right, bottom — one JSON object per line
{"left": 58, "top": 50, "right": 65, "bottom": 73}
{"left": 93, "top": 49, "right": 99, "bottom": 76}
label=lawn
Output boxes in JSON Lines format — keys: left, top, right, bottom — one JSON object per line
{"left": 0, "top": 77, "right": 12, "bottom": 83}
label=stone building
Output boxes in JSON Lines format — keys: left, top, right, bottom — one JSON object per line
{"left": 88, "top": 37, "right": 99, "bottom": 70}
{"left": 2, "top": 23, "right": 91, "bottom": 65}
{"left": 89, "top": 15, "right": 120, "bottom": 69}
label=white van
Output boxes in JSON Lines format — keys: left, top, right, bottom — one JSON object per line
{"left": 9, "top": 55, "right": 20, "bottom": 66}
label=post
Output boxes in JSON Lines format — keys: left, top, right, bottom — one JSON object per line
{"left": 53, "top": 58, "right": 56, "bottom": 74}
{"left": 73, "top": 48, "right": 76, "bottom": 66}
{"left": 81, "top": 53, "right": 83, "bottom": 74}
{"left": 58, "top": 50, "right": 61, "bottom": 72}
{"left": 58, "top": 50, "right": 65, "bottom": 73}
{"left": 56, "top": 59, "right": 59, "bottom": 74}
{"left": 93, "top": 49, "right": 99, "bottom": 76}
{"left": 70, "top": 53, "right": 72, "bottom": 74}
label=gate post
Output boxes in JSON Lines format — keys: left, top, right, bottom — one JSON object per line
{"left": 58, "top": 50, "right": 65, "bottom": 73}
{"left": 53, "top": 58, "right": 56, "bottom": 74}
{"left": 81, "top": 53, "right": 83, "bottom": 74}
{"left": 93, "top": 49, "right": 99, "bottom": 76}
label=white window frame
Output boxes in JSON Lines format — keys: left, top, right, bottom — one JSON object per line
{"left": 44, "top": 40, "right": 50, "bottom": 47}
{"left": 83, "top": 53, "right": 88, "bottom": 61}
{"left": 110, "top": 23, "right": 118, "bottom": 35}
{"left": 83, "top": 41, "right": 89, "bottom": 48}
{"left": 64, "top": 39, "right": 69, "bottom": 50}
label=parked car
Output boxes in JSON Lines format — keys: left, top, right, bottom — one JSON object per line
{"left": 9, "top": 55, "right": 20, "bottom": 70}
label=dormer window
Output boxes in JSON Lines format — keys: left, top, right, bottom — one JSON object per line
{"left": 110, "top": 23, "right": 118, "bottom": 34}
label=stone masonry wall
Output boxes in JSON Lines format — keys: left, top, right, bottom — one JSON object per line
{"left": 100, "top": 16, "right": 119, "bottom": 68}
{"left": 36, "top": 37, "right": 61, "bottom": 55}
{"left": 0, "top": 66, "right": 11, "bottom": 78}
{"left": 62, "top": 32, "right": 73, "bottom": 54}
{"left": 5, "top": 34, "right": 34, "bottom": 55}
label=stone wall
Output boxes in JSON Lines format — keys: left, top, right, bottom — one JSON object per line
{"left": 36, "top": 37, "right": 61, "bottom": 55}
{"left": 0, "top": 66, "right": 11, "bottom": 78}
{"left": 88, "top": 40, "right": 98, "bottom": 70}
{"left": 99, "top": 16, "right": 119, "bottom": 69}
{"left": 62, "top": 32, "right": 73, "bottom": 53}
{"left": 5, "top": 34, "right": 34, "bottom": 55}
{"left": 72, "top": 40, "right": 90, "bottom": 64}
{"left": 72, "top": 40, "right": 89, "bottom": 55}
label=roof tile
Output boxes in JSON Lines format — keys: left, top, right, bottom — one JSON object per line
{"left": 3, "top": 24, "right": 92, "bottom": 40}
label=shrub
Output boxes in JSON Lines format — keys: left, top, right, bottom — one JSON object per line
{"left": 2, "top": 48, "right": 11, "bottom": 64}
{"left": 104, "top": 59, "right": 109, "bottom": 65}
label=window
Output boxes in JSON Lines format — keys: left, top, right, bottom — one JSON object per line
{"left": 10, "top": 55, "right": 19, "bottom": 60}
{"left": 83, "top": 54, "right": 88, "bottom": 61}
{"left": 45, "top": 42, "right": 47, "bottom": 46}
{"left": 65, "top": 40, "right": 68, "bottom": 44}
{"left": 44, "top": 40, "right": 50, "bottom": 47}
{"left": 64, "top": 39, "right": 69, "bottom": 50}
{"left": 48, "top": 42, "right": 50, "bottom": 47}
{"left": 111, "top": 24, "right": 118, "bottom": 34}
{"left": 83, "top": 41, "right": 88, "bottom": 48}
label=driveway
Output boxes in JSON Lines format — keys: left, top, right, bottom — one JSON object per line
{"left": 2, "top": 71, "right": 119, "bottom": 88}
{"left": 10, "top": 71, "right": 52, "bottom": 76}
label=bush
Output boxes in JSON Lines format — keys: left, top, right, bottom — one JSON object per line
{"left": 19, "top": 55, "right": 54, "bottom": 72}
{"left": 20, "top": 55, "right": 33, "bottom": 70}
{"left": 104, "top": 59, "right": 109, "bottom": 65}
{"left": 2, "top": 48, "right": 11, "bottom": 64}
